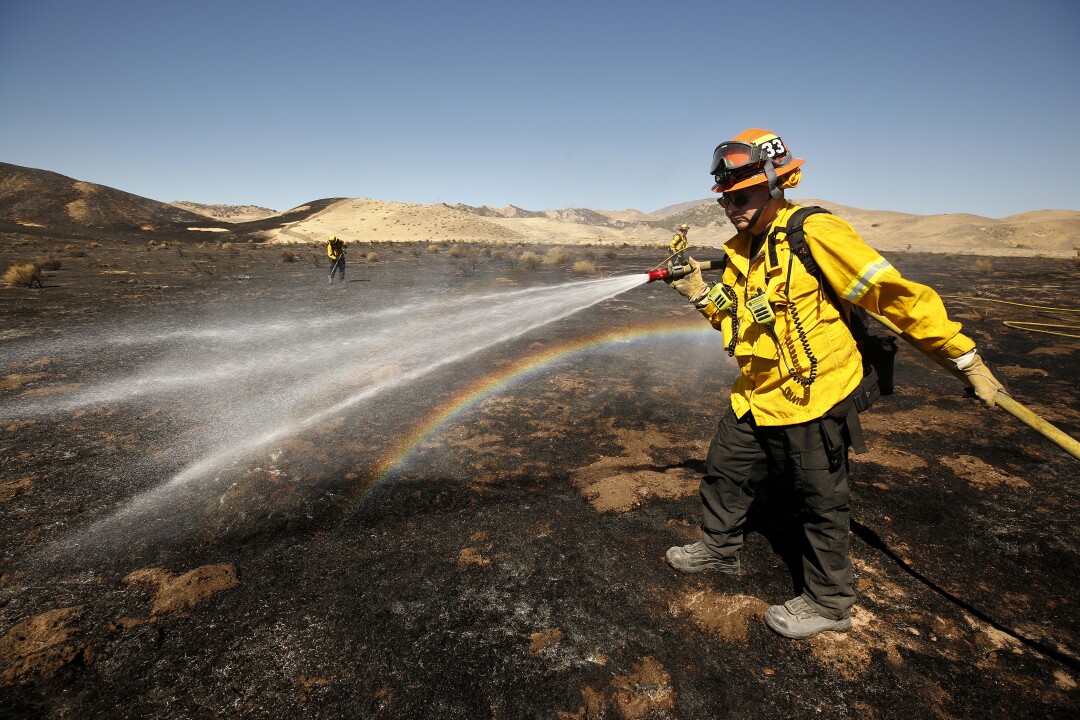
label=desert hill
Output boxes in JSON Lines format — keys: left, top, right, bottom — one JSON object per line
{"left": 169, "top": 200, "right": 278, "bottom": 223}
{"left": 1, "top": 161, "right": 1077, "bottom": 256}
{"left": 0, "top": 162, "right": 217, "bottom": 231}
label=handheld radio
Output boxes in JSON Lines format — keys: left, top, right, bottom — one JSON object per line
{"left": 746, "top": 291, "right": 776, "bottom": 325}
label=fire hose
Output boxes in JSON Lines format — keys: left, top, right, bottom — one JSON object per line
{"left": 867, "top": 310, "right": 1080, "bottom": 461}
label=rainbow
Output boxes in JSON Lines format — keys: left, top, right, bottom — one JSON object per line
{"left": 368, "top": 320, "right": 721, "bottom": 486}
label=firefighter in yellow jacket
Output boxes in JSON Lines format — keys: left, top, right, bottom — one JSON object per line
{"left": 327, "top": 235, "right": 346, "bottom": 283}
{"left": 665, "top": 128, "right": 1007, "bottom": 638}
{"left": 669, "top": 224, "right": 690, "bottom": 263}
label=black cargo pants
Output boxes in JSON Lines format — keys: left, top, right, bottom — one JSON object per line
{"left": 699, "top": 398, "right": 859, "bottom": 620}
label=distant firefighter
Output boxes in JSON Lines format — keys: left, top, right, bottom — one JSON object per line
{"left": 327, "top": 235, "right": 346, "bottom": 283}
{"left": 669, "top": 223, "right": 690, "bottom": 262}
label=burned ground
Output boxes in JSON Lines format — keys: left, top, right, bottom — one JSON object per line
{"left": 1, "top": 231, "right": 1078, "bottom": 719}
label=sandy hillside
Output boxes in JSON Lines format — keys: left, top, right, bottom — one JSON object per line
{"left": 595, "top": 208, "right": 654, "bottom": 223}
{"left": 0, "top": 162, "right": 212, "bottom": 230}
{"left": 257, "top": 195, "right": 1080, "bottom": 257}
{"left": 255, "top": 198, "right": 675, "bottom": 247}
{"left": 792, "top": 198, "right": 1080, "bottom": 257}
{"left": 169, "top": 201, "right": 278, "bottom": 223}
{"left": 1, "top": 161, "right": 1077, "bottom": 256}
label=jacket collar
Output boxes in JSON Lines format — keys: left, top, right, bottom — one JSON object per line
{"left": 722, "top": 202, "right": 801, "bottom": 276}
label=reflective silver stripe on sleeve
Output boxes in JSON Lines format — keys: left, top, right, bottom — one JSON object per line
{"left": 842, "top": 257, "right": 893, "bottom": 303}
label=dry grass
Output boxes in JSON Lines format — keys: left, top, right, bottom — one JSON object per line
{"left": 974, "top": 258, "right": 994, "bottom": 272}
{"left": 366, "top": 252, "right": 379, "bottom": 263}
{"left": 573, "top": 260, "right": 598, "bottom": 275}
{"left": 36, "top": 255, "right": 62, "bottom": 271}
{"left": 447, "top": 244, "right": 465, "bottom": 258}
{"left": 516, "top": 251, "right": 541, "bottom": 270}
{"left": 3, "top": 263, "right": 43, "bottom": 287}
{"left": 427, "top": 244, "right": 441, "bottom": 254}
{"left": 543, "top": 247, "right": 568, "bottom": 265}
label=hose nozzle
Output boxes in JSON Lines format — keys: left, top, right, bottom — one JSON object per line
{"left": 646, "top": 267, "right": 674, "bottom": 283}
{"left": 646, "top": 259, "right": 721, "bottom": 283}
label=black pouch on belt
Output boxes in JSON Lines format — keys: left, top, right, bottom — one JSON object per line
{"left": 821, "top": 392, "right": 867, "bottom": 466}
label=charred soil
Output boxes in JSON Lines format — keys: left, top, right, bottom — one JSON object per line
{"left": 1, "top": 231, "right": 1078, "bottom": 719}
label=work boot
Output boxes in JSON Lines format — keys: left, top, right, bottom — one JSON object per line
{"left": 666, "top": 541, "right": 740, "bottom": 574}
{"left": 764, "top": 596, "right": 851, "bottom": 639}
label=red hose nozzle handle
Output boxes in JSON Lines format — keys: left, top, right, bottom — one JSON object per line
{"left": 647, "top": 267, "right": 672, "bottom": 283}
{"left": 646, "top": 260, "right": 722, "bottom": 283}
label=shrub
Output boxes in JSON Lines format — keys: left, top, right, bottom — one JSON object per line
{"left": 544, "top": 247, "right": 568, "bottom": 265}
{"left": 455, "top": 256, "right": 479, "bottom": 276}
{"left": 427, "top": 244, "right": 441, "bottom": 254}
{"left": 36, "top": 254, "right": 62, "bottom": 271}
{"left": 89, "top": 242, "right": 100, "bottom": 248}
{"left": 517, "top": 251, "right": 541, "bottom": 270}
{"left": 573, "top": 260, "right": 598, "bottom": 275}
{"left": 281, "top": 249, "right": 297, "bottom": 263}
{"left": 974, "top": 258, "right": 993, "bottom": 272}
{"left": 447, "top": 244, "right": 464, "bottom": 258}
{"left": 366, "top": 252, "right": 379, "bottom": 262}
{"left": 3, "top": 262, "right": 42, "bottom": 287}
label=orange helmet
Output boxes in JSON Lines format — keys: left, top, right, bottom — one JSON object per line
{"left": 710, "top": 128, "right": 804, "bottom": 196}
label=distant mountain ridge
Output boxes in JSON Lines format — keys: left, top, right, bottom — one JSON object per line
{"left": 448, "top": 203, "right": 641, "bottom": 228}
{"left": 169, "top": 201, "right": 278, "bottom": 223}
{"left": 1, "top": 161, "right": 1076, "bottom": 256}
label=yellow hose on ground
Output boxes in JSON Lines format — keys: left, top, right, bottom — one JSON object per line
{"left": 943, "top": 295, "right": 1080, "bottom": 339}
{"left": 1001, "top": 322, "right": 1080, "bottom": 339}
{"left": 867, "top": 311, "right": 1080, "bottom": 461}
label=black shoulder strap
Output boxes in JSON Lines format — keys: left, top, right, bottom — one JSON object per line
{"left": 781, "top": 206, "right": 869, "bottom": 337}
{"left": 782, "top": 205, "right": 831, "bottom": 283}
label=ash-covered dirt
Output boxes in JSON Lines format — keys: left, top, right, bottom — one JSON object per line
{"left": 1, "top": 230, "right": 1078, "bottom": 719}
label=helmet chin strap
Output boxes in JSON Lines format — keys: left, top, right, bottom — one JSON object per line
{"left": 747, "top": 193, "right": 785, "bottom": 237}
{"left": 746, "top": 202, "right": 768, "bottom": 236}
{"left": 745, "top": 158, "right": 783, "bottom": 235}
{"left": 763, "top": 157, "right": 782, "bottom": 199}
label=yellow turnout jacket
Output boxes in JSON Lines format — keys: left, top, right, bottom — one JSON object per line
{"left": 700, "top": 203, "right": 975, "bottom": 426}
{"left": 327, "top": 239, "right": 345, "bottom": 260}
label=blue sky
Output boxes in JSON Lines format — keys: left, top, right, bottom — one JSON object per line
{"left": 1, "top": 0, "right": 1077, "bottom": 217}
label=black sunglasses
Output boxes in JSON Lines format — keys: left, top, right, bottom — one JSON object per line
{"left": 717, "top": 186, "right": 763, "bottom": 209}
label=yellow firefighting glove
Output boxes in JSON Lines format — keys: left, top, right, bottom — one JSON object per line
{"left": 956, "top": 351, "right": 1009, "bottom": 408}
{"left": 669, "top": 256, "right": 709, "bottom": 304}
